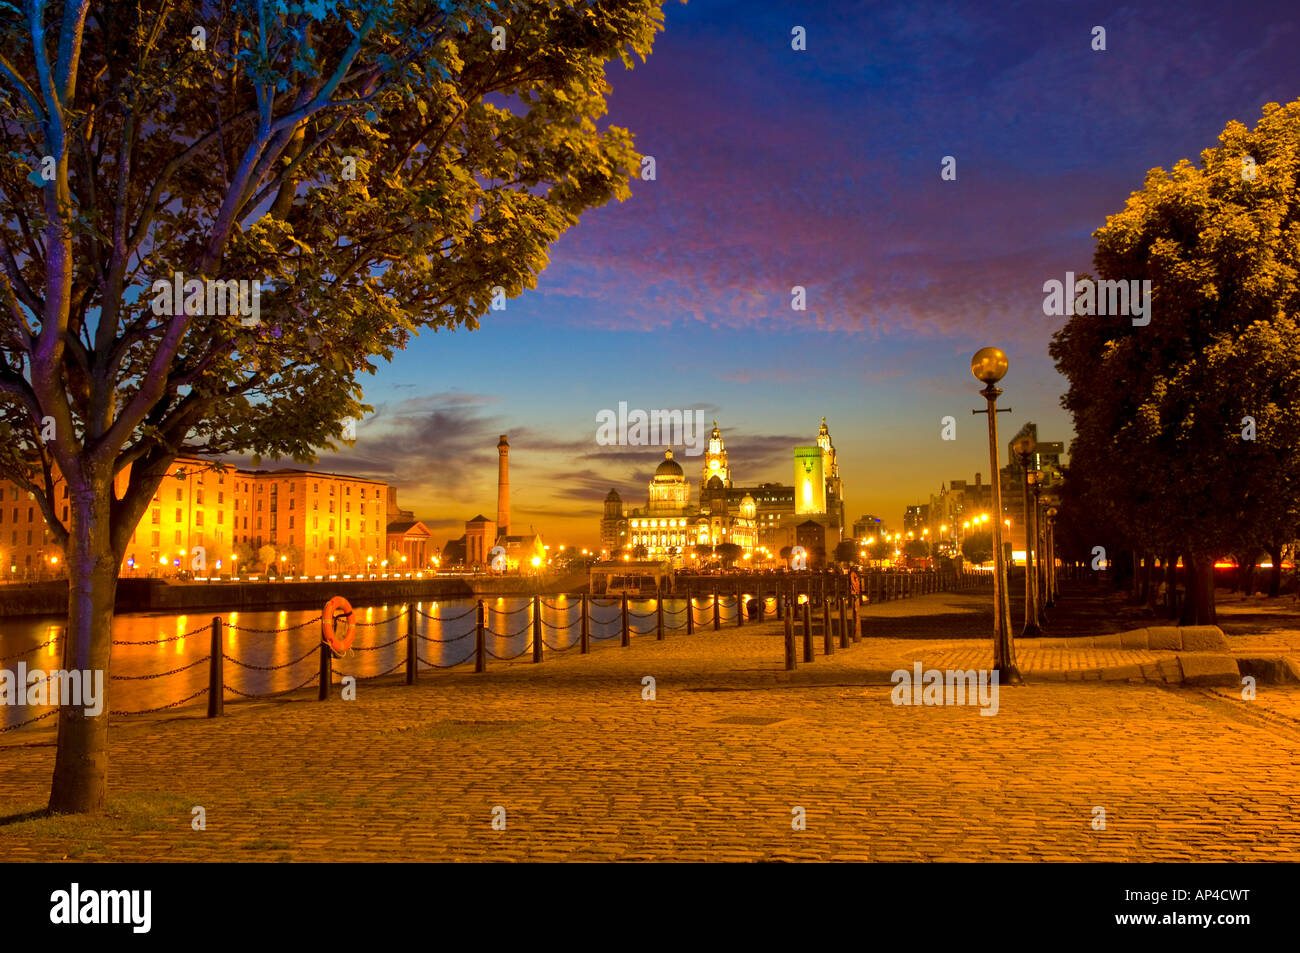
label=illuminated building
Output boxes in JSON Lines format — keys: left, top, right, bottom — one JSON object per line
{"left": 600, "top": 419, "right": 848, "bottom": 565}
{"left": 0, "top": 457, "right": 412, "bottom": 579}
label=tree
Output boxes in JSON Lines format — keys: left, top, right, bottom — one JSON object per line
{"left": 868, "top": 539, "right": 891, "bottom": 562}
{"left": 1050, "top": 100, "right": 1300, "bottom": 624}
{"left": 257, "top": 544, "right": 277, "bottom": 575}
{"left": 280, "top": 543, "right": 304, "bottom": 576}
{"left": 693, "top": 543, "right": 714, "bottom": 563}
{"left": 0, "top": 0, "right": 673, "bottom": 813}
{"left": 833, "top": 540, "right": 858, "bottom": 565}
{"left": 903, "top": 539, "right": 929, "bottom": 560}
{"left": 714, "top": 542, "right": 742, "bottom": 566}
{"left": 631, "top": 543, "right": 648, "bottom": 559}
{"left": 962, "top": 531, "right": 994, "bottom": 566}
{"left": 232, "top": 540, "right": 256, "bottom": 576}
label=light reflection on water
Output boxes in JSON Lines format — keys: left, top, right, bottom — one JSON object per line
{"left": 0, "top": 596, "right": 749, "bottom": 728}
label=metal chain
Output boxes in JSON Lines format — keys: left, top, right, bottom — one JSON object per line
{"left": 414, "top": 628, "right": 473, "bottom": 644}
{"left": 111, "top": 655, "right": 212, "bottom": 680}
{"left": 334, "top": 660, "right": 405, "bottom": 681}
{"left": 0, "top": 708, "right": 60, "bottom": 732}
{"left": 352, "top": 610, "right": 409, "bottom": 628}
{"left": 350, "top": 635, "right": 406, "bottom": 651}
{"left": 112, "top": 622, "right": 211, "bottom": 646}
{"left": 223, "top": 671, "right": 319, "bottom": 699}
{"left": 416, "top": 649, "right": 477, "bottom": 669}
{"left": 0, "top": 637, "right": 58, "bottom": 662}
{"left": 110, "top": 686, "right": 210, "bottom": 716}
{"left": 541, "top": 637, "right": 581, "bottom": 652}
{"left": 540, "top": 599, "right": 578, "bottom": 611}
{"left": 222, "top": 644, "right": 320, "bottom": 670}
{"left": 485, "top": 641, "right": 534, "bottom": 661}
{"left": 412, "top": 605, "right": 476, "bottom": 622}
{"left": 228, "top": 615, "right": 324, "bottom": 635}
{"left": 546, "top": 617, "right": 580, "bottom": 630}
{"left": 487, "top": 603, "right": 532, "bottom": 616}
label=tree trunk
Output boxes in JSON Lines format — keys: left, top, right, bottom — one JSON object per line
{"left": 47, "top": 478, "right": 117, "bottom": 814}
{"left": 1180, "top": 555, "right": 1217, "bottom": 626}
{"left": 1267, "top": 544, "right": 1283, "bottom": 598}
{"left": 1164, "top": 553, "right": 1179, "bottom": 619}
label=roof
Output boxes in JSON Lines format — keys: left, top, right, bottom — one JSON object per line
{"left": 466, "top": 514, "right": 493, "bottom": 523}
{"left": 387, "top": 520, "right": 432, "bottom": 537}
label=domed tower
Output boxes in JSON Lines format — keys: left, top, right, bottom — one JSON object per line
{"left": 599, "top": 488, "right": 626, "bottom": 556}
{"left": 603, "top": 488, "right": 623, "bottom": 519}
{"left": 817, "top": 417, "right": 845, "bottom": 537}
{"left": 700, "top": 421, "right": 731, "bottom": 503}
{"left": 649, "top": 449, "right": 690, "bottom": 514}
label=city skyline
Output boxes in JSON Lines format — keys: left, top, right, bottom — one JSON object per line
{"left": 253, "top": 0, "right": 1298, "bottom": 545}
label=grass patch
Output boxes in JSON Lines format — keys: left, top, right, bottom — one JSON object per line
{"left": 0, "top": 791, "right": 198, "bottom": 859}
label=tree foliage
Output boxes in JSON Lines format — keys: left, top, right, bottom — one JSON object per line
{"left": 1050, "top": 99, "right": 1300, "bottom": 620}
{"left": 0, "top": 0, "right": 673, "bottom": 813}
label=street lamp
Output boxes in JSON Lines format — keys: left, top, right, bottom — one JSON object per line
{"left": 971, "top": 347, "right": 1020, "bottom": 682}
{"left": 1044, "top": 504, "right": 1059, "bottom": 606}
{"left": 1011, "top": 433, "right": 1042, "bottom": 638}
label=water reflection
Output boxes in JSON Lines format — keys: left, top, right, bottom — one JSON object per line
{"left": 0, "top": 595, "right": 753, "bottom": 729}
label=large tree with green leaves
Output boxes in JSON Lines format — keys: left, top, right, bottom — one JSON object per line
{"left": 0, "top": 0, "right": 672, "bottom": 813}
{"left": 1050, "top": 100, "right": 1300, "bottom": 624}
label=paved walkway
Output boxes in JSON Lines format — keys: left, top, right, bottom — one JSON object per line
{"left": 3, "top": 589, "right": 1299, "bottom": 861}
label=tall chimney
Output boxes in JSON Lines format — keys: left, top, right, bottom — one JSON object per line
{"left": 497, "top": 435, "right": 510, "bottom": 539}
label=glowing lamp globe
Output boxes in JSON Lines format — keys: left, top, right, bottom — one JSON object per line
{"left": 971, "top": 347, "right": 1009, "bottom": 384}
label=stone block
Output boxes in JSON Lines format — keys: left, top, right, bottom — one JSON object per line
{"left": 1176, "top": 654, "right": 1240, "bottom": 687}
{"left": 1146, "top": 627, "right": 1182, "bottom": 651}
{"left": 1119, "top": 628, "right": 1150, "bottom": 650}
{"left": 1092, "top": 634, "right": 1123, "bottom": 649}
{"left": 1179, "top": 626, "right": 1231, "bottom": 652}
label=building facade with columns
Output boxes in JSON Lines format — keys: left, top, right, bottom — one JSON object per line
{"left": 600, "top": 418, "right": 848, "bottom": 565}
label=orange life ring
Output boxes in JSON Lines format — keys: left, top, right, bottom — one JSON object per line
{"left": 322, "top": 596, "right": 356, "bottom": 655}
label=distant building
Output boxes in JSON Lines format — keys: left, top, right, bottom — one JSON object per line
{"left": 0, "top": 456, "right": 408, "bottom": 578}
{"left": 599, "top": 418, "right": 847, "bottom": 563}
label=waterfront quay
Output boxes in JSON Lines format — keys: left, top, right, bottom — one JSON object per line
{"left": 3, "top": 585, "right": 1298, "bottom": 862}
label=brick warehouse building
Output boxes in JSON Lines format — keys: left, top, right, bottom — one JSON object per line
{"left": 0, "top": 457, "right": 419, "bottom": 579}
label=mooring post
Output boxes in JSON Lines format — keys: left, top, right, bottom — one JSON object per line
{"left": 823, "top": 596, "right": 834, "bottom": 655}
{"left": 318, "top": 639, "right": 332, "bottom": 701}
{"left": 207, "top": 616, "right": 223, "bottom": 718}
{"left": 580, "top": 593, "right": 590, "bottom": 654}
{"left": 802, "top": 599, "right": 813, "bottom": 662}
{"left": 784, "top": 601, "right": 796, "bottom": 671}
{"left": 474, "top": 599, "right": 486, "bottom": 673}
{"left": 532, "top": 595, "right": 543, "bottom": 663}
{"left": 406, "top": 605, "right": 417, "bottom": 684}
{"left": 621, "top": 592, "right": 630, "bottom": 647}
{"left": 839, "top": 593, "right": 850, "bottom": 649}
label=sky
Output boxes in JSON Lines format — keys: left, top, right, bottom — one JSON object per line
{"left": 292, "top": 0, "right": 1300, "bottom": 548}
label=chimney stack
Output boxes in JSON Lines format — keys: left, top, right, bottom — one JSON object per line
{"left": 497, "top": 435, "right": 510, "bottom": 539}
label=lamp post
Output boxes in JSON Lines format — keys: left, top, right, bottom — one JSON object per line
{"left": 1044, "top": 505, "right": 1059, "bottom": 605}
{"left": 1030, "top": 477, "right": 1048, "bottom": 624}
{"left": 971, "top": 348, "right": 1020, "bottom": 682}
{"left": 1011, "top": 434, "right": 1042, "bottom": 637}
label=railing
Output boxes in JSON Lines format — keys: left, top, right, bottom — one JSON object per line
{"left": 1, "top": 572, "right": 992, "bottom": 732}
{"left": 0, "top": 593, "right": 754, "bottom": 731}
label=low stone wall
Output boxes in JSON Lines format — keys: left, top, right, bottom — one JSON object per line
{"left": 0, "top": 574, "right": 560, "bottom": 618}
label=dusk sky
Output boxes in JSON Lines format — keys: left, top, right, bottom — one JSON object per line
{"left": 287, "top": 0, "right": 1300, "bottom": 548}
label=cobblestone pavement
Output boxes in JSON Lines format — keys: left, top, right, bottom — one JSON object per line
{"left": 3, "top": 591, "right": 1298, "bottom": 862}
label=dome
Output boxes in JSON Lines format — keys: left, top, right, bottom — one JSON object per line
{"left": 654, "top": 449, "right": 684, "bottom": 480}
